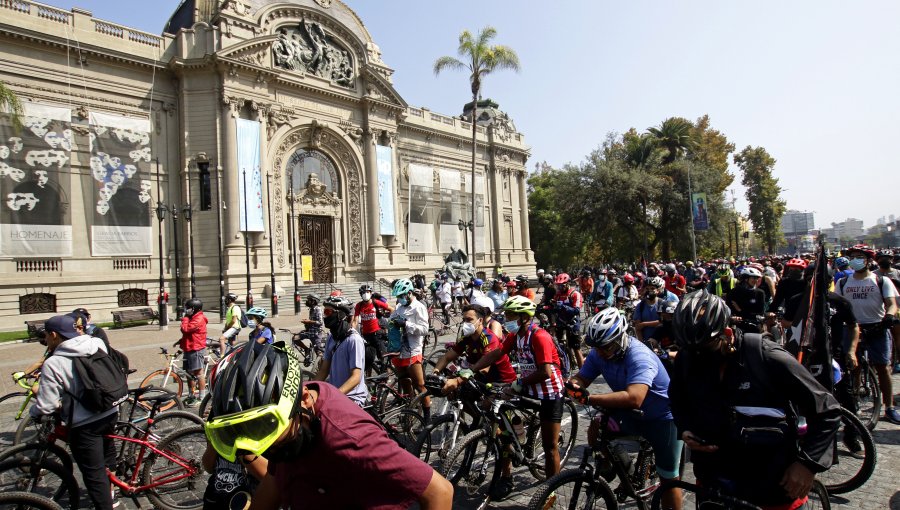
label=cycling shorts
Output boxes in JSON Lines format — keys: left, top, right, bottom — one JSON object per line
{"left": 391, "top": 354, "right": 423, "bottom": 369}
{"left": 539, "top": 397, "right": 564, "bottom": 423}
{"left": 222, "top": 327, "right": 241, "bottom": 340}
{"left": 556, "top": 326, "right": 582, "bottom": 349}
{"left": 616, "top": 416, "right": 683, "bottom": 479}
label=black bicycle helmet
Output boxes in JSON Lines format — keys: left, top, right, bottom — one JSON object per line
{"left": 323, "top": 295, "right": 353, "bottom": 316}
{"left": 185, "top": 298, "right": 202, "bottom": 311}
{"left": 225, "top": 293, "right": 238, "bottom": 304}
{"left": 672, "top": 291, "right": 731, "bottom": 349}
{"left": 306, "top": 294, "right": 321, "bottom": 305}
{"left": 359, "top": 284, "right": 374, "bottom": 294}
{"left": 212, "top": 343, "right": 293, "bottom": 417}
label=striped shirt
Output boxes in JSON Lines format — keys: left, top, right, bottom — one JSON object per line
{"left": 502, "top": 323, "right": 564, "bottom": 399}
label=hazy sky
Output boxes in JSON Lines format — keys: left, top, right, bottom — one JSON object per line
{"left": 37, "top": 0, "right": 900, "bottom": 228}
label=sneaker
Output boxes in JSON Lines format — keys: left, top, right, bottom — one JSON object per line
{"left": 111, "top": 487, "right": 120, "bottom": 508}
{"left": 884, "top": 407, "right": 900, "bottom": 425}
{"left": 842, "top": 435, "right": 864, "bottom": 459}
{"left": 183, "top": 396, "right": 199, "bottom": 408}
{"left": 489, "top": 476, "right": 514, "bottom": 501}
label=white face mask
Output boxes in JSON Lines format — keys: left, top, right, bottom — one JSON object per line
{"left": 247, "top": 319, "right": 257, "bottom": 328}
{"left": 849, "top": 257, "right": 867, "bottom": 271}
{"left": 460, "top": 322, "right": 477, "bottom": 338}
{"left": 361, "top": 292, "right": 372, "bottom": 301}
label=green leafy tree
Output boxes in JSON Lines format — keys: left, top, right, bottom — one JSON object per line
{"left": 0, "top": 81, "right": 23, "bottom": 131}
{"left": 647, "top": 117, "right": 694, "bottom": 164}
{"left": 434, "top": 27, "right": 519, "bottom": 258}
{"left": 733, "top": 146, "right": 786, "bottom": 254}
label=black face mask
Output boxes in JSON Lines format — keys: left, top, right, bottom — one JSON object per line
{"left": 324, "top": 313, "right": 350, "bottom": 340}
{"left": 265, "top": 408, "right": 321, "bottom": 463}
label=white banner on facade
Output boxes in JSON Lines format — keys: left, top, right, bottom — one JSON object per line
{"left": 236, "top": 118, "right": 264, "bottom": 232}
{"left": 88, "top": 111, "right": 152, "bottom": 256}
{"left": 438, "top": 168, "right": 462, "bottom": 254}
{"left": 376, "top": 145, "right": 396, "bottom": 236}
{"left": 407, "top": 163, "right": 434, "bottom": 254}
{"left": 475, "top": 173, "right": 486, "bottom": 254}
{"left": 0, "top": 224, "right": 72, "bottom": 257}
{"left": 90, "top": 225, "right": 152, "bottom": 256}
{"left": 0, "top": 103, "right": 74, "bottom": 257}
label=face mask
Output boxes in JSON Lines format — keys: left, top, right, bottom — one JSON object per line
{"left": 247, "top": 319, "right": 257, "bottom": 328}
{"left": 324, "top": 313, "right": 349, "bottom": 339}
{"left": 878, "top": 260, "right": 891, "bottom": 270}
{"left": 460, "top": 322, "right": 476, "bottom": 338}
{"left": 265, "top": 409, "right": 320, "bottom": 463}
{"left": 504, "top": 320, "right": 520, "bottom": 334}
{"left": 597, "top": 276, "right": 606, "bottom": 282}
{"left": 398, "top": 297, "right": 409, "bottom": 306}
{"left": 849, "top": 258, "right": 867, "bottom": 271}
{"left": 361, "top": 292, "right": 372, "bottom": 301}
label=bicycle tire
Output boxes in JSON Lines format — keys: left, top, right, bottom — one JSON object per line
{"left": 855, "top": 364, "right": 881, "bottom": 431}
{"left": 818, "top": 406, "right": 876, "bottom": 494}
{"left": 0, "top": 456, "right": 80, "bottom": 510}
{"left": 0, "top": 491, "right": 64, "bottom": 510}
{"left": 527, "top": 468, "right": 617, "bottom": 510}
{"left": 527, "top": 398, "right": 579, "bottom": 480}
{"left": 139, "top": 370, "right": 184, "bottom": 411}
{"left": 197, "top": 393, "right": 212, "bottom": 420}
{"left": 0, "top": 442, "right": 74, "bottom": 474}
{"left": 0, "top": 392, "right": 31, "bottom": 448}
{"left": 806, "top": 480, "right": 831, "bottom": 510}
{"left": 375, "top": 383, "right": 406, "bottom": 416}
{"left": 380, "top": 408, "right": 426, "bottom": 452}
{"left": 143, "top": 425, "right": 208, "bottom": 510}
{"left": 12, "top": 414, "right": 40, "bottom": 447}
{"left": 148, "top": 410, "right": 204, "bottom": 441}
{"left": 412, "top": 413, "right": 465, "bottom": 468}
{"left": 440, "top": 429, "right": 498, "bottom": 497}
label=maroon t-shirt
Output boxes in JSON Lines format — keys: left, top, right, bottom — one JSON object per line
{"left": 270, "top": 382, "right": 433, "bottom": 509}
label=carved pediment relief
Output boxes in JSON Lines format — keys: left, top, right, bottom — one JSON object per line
{"left": 292, "top": 172, "right": 341, "bottom": 208}
{"left": 273, "top": 20, "right": 355, "bottom": 88}
{"left": 361, "top": 66, "right": 407, "bottom": 110}
{"left": 218, "top": 35, "right": 277, "bottom": 68}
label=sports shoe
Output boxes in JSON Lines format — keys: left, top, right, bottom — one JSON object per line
{"left": 183, "top": 396, "right": 200, "bottom": 408}
{"left": 842, "top": 435, "right": 864, "bottom": 459}
{"left": 884, "top": 407, "right": 900, "bottom": 425}
{"left": 489, "top": 476, "right": 514, "bottom": 501}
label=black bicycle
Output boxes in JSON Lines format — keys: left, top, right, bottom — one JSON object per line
{"left": 649, "top": 479, "right": 831, "bottom": 510}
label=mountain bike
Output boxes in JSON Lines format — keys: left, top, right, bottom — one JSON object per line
{"left": 849, "top": 327, "right": 883, "bottom": 431}
{"left": 527, "top": 406, "right": 669, "bottom": 510}
{"left": 139, "top": 344, "right": 218, "bottom": 410}
{"left": 0, "top": 371, "right": 40, "bottom": 448}
{"left": 0, "top": 491, "right": 63, "bottom": 510}
{"left": 817, "top": 405, "right": 876, "bottom": 494}
{"left": 648, "top": 479, "right": 831, "bottom": 510}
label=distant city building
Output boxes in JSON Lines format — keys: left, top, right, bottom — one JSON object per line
{"left": 822, "top": 218, "right": 865, "bottom": 245}
{"left": 781, "top": 210, "right": 815, "bottom": 236}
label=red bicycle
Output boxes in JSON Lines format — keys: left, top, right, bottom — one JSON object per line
{"left": 0, "top": 389, "right": 208, "bottom": 510}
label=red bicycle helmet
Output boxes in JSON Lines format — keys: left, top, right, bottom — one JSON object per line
{"left": 785, "top": 258, "right": 807, "bottom": 270}
{"left": 555, "top": 273, "right": 571, "bottom": 285}
{"left": 623, "top": 274, "right": 635, "bottom": 284}
{"left": 846, "top": 244, "right": 876, "bottom": 259}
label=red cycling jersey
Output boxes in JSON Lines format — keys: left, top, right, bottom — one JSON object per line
{"left": 451, "top": 327, "right": 517, "bottom": 383}
{"left": 354, "top": 299, "right": 391, "bottom": 335}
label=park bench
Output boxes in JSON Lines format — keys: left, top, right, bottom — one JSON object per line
{"left": 24, "top": 320, "right": 46, "bottom": 342}
{"left": 111, "top": 307, "right": 159, "bottom": 328}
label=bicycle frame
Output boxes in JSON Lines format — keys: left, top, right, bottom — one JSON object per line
{"left": 106, "top": 432, "right": 197, "bottom": 494}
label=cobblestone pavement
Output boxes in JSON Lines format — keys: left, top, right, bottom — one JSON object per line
{"left": 0, "top": 319, "right": 898, "bottom": 509}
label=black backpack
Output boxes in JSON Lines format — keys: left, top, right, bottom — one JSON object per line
{"left": 71, "top": 346, "right": 129, "bottom": 413}
{"left": 234, "top": 306, "right": 249, "bottom": 328}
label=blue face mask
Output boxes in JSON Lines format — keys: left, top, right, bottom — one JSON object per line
{"left": 247, "top": 319, "right": 257, "bottom": 328}
{"left": 398, "top": 297, "right": 409, "bottom": 306}
{"left": 504, "top": 320, "right": 520, "bottom": 334}
{"left": 849, "top": 257, "right": 867, "bottom": 271}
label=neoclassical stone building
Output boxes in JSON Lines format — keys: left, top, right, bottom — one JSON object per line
{"left": 0, "top": 0, "right": 533, "bottom": 328}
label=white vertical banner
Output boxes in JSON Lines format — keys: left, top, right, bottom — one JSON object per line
{"left": 407, "top": 163, "right": 434, "bottom": 254}
{"left": 236, "top": 118, "right": 264, "bottom": 232}
{"left": 475, "top": 173, "right": 486, "bottom": 254}
{"left": 438, "top": 168, "right": 462, "bottom": 254}
{"left": 376, "top": 145, "right": 396, "bottom": 236}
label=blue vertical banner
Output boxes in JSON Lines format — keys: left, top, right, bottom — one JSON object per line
{"left": 236, "top": 118, "right": 264, "bottom": 232}
{"left": 691, "top": 192, "right": 709, "bottom": 231}
{"left": 375, "top": 145, "right": 396, "bottom": 236}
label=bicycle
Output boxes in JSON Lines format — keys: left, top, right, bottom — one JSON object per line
{"left": 0, "top": 491, "right": 64, "bottom": 510}
{"left": 849, "top": 326, "right": 883, "bottom": 431}
{"left": 527, "top": 406, "right": 669, "bottom": 510}
{"left": 411, "top": 375, "right": 485, "bottom": 471}
{"left": 278, "top": 327, "right": 325, "bottom": 369}
{"left": 139, "top": 343, "right": 219, "bottom": 410}
{"left": 440, "top": 380, "right": 578, "bottom": 509}
{"left": 0, "top": 390, "right": 209, "bottom": 510}
{"left": 0, "top": 371, "right": 40, "bottom": 448}
{"left": 648, "top": 479, "right": 831, "bottom": 510}
{"left": 817, "top": 405, "right": 876, "bottom": 494}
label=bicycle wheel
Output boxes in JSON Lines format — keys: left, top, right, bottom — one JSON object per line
{"left": 0, "top": 442, "right": 74, "bottom": 475}
{"left": 147, "top": 410, "right": 204, "bottom": 441}
{"left": 818, "top": 406, "right": 876, "bottom": 494}
{"left": 527, "top": 399, "right": 579, "bottom": 480}
{"left": 440, "top": 429, "right": 498, "bottom": 497}
{"left": 806, "top": 480, "right": 831, "bottom": 510}
{"left": 197, "top": 393, "right": 212, "bottom": 420}
{"left": 380, "top": 408, "right": 425, "bottom": 452}
{"left": 412, "top": 413, "right": 464, "bottom": 468}
{"left": 143, "top": 425, "right": 208, "bottom": 510}
{"left": 854, "top": 364, "right": 881, "bottom": 431}
{"left": 0, "top": 491, "right": 64, "bottom": 510}
{"left": 375, "top": 383, "right": 406, "bottom": 415}
{"left": 0, "top": 457, "right": 79, "bottom": 510}
{"left": 0, "top": 392, "right": 30, "bottom": 448}
{"left": 139, "top": 370, "right": 184, "bottom": 411}
{"left": 528, "top": 469, "right": 616, "bottom": 510}
{"left": 13, "top": 414, "right": 40, "bottom": 446}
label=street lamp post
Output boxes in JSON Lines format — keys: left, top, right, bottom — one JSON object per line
{"left": 265, "top": 172, "right": 278, "bottom": 317}
{"left": 154, "top": 159, "right": 168, "bottom": 329}
{"left": 183, "top": 204, "right": 196, "bottom": 298}
{"left": 172, "top": 204, "right": 183, "bottom": 319}
{"left": 457, "top": 219, "right": 473, "bottom": 257}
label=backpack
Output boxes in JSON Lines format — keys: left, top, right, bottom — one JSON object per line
{"left": 71, "top": 346, "right": 129, "bottom": 413}
{"left": 234, "top": 305, "right": 249, "bottom": 328}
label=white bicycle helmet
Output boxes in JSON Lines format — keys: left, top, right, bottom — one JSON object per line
{"left": 584, "top": 307, "right": 630, "bottom": 355}
{"left": 740, "top": 267, "right": 762, "bottom": 278}
{"left": 647, "top": 276, "right": 665, "bottom": 290}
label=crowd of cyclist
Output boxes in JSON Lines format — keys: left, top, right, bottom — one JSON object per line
{"left": 15, "top": 243, "right": 900, "bottom": 509}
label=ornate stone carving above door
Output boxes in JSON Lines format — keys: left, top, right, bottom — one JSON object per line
{"left": 272, "top": 20, "right": 354, "bottom": 88}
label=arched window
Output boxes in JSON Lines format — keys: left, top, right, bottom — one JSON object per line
{"left": 285, "top": 150, "right": 339, "bottom": 195}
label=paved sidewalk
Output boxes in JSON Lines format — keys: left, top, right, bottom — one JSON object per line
{"left": 0, "top": 320, "right": 898, "bottom": 509}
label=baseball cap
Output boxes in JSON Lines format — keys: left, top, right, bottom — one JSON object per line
{"left": 44, "top": 314, "right": 80, "bottom": 340}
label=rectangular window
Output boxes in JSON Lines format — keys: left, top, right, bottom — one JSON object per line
{"left": 198, "top": 162, "right": 211, "bottom": 211}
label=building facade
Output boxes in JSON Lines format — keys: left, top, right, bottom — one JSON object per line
{"left": 0, "top": 0, "right": 533, "bottom": 329}
{"left": 780, "top": 209, "right": 814, "bottom": 236}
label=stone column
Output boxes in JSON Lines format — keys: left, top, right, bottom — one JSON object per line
{"left": 518, "top": 170, "right": 531, "bottom": 252}
{"left": 222, "top": 96, "right": 241, "bottom": 249}
{"left": 489, "top": 166, "right": 503, "bottom": 262}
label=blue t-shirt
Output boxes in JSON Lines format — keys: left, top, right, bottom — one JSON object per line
{"left": 324, "top": 330, "right": 369, "bottom": 406}
{"left": 633, "top": 299, "right": 662, "bottom": 340}
{"left": 578, "top": 338, "right": 673, "bottom": 421}
{"left": 250, "top": 327, "right": 274, "bottom": 344}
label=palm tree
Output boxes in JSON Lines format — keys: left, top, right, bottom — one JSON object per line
{"left": 434, "top": 27, "right": 520, "bottom": 259}
{"left": 0, "top": 81, "right": 23, "bottom": 131}
{"left": 647, "top": 117, "right": 694, "bottom": 164}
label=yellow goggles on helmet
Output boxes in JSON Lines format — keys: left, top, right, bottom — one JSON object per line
{"left": 204, "top": 351, "right": 302, "bottom": 462}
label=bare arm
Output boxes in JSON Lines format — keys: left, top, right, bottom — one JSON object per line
{"left": 315, "top": 359, "right": 331, "bottom": 382}
{"left": 418, "top": 470, "right": 454, "bottom": 510}
{"left": 337, "top": 368, "right": 362, "bottom": 395}
{"left": 588, "top": 383, "right": 649, "bottom": 409}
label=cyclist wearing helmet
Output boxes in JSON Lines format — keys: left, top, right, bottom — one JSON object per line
{"left": 771, "top": 258, "right": 808, "bottom": 321}
{"left": 219, "top": 292, "right": 243, "bottom": 356}
{"left": 179, "top": 298, "right": 208, "bottom": 407}
{"left": 832, "top": 257, "right": 852, "bottom": 284}
{"left": 873, "top": 250, "right": 900, "bottom": 373}
{"left": 707, "top": 264, "right": 735, "bottom": 297}
{"left": 567, "top": 307, "right": 684, "bottom": 510}
{"left": 615, "top": 273, "right": 639, "bottom": 304}
{"left": 592, "top": 270, "right": 614, "bottom": 310}
{"left": 467, "top": 278, "right": 496, "bottom": 312}
{"left": 468, "top": 295, "right": 566, "bottom": 498}
{"left": 633, "top": 280, "right": 665, "bottom": 344}
{"left": 301, "top": 294, "right": 324, "bottom": 336}
{"left": 352, "top": 284, "right": 394, "bottom": 376}
{"left": 727, "top": 267, "right": 766, "bottom": 333}
{"left": 316, "top": 296, "right": 368, "bottom": 407}
{"left": 245, "top": 307, "right": 274, "bottom": 346}
{"left": 513, "top": 274, "right": 535, "bottom": 301}
{"left": 553, "top": 273, "right": 585, "bottom": 369}
{"left": 205, "top": 344, "right": 453, "bottom": 510}
{"left": 668, "top": 292, "right": 841, "bottom": 509}
{"left": 835, "top": 244, "right": 900, "bottom": 424}
{"left": 389, "top": 278, "right": 432, "bottom": 419}
{"left": 577, "top": 271, "right": 594, "bottom": 306}
{"left": 663, "top": 264, "right": 687, "bottom": 297}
